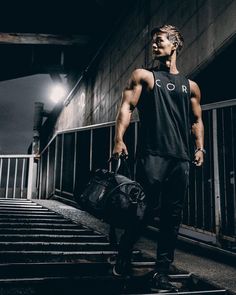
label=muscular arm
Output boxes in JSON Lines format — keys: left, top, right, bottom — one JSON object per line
{"left": 113, "top": 69, "right": 144, "bottom": 155}
{"left": 190, "top": 80, "right": 204, "bottom": 166}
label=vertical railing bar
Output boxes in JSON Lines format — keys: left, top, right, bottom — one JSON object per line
{"left": 187, "top": 187, "right": 190, "bottom": 225}
{"left": 109, "top": 126, "right": 112, "bottom": 171}
{"left": 89, "top": 130, "right": 93, "bottom": 172}
{"left": 201, "top": 164, "right": 205, "bottom": 228}
{"left": 38, "top": 155, "right": 43, "bottom": 199}
{"left": 46, "top": 147, "right": 50, "bottom": 198}
{"left": 27, "top": 156, "right": 34, "bottom": 199}
{"left": 73, "top": 132, "right": 77, "bottom": 193}
{"left": 13, "top": 159, "right": 18, "bottom": 199}
{"left": 35, "top": 157, "right": 40, "bottom": 198}
{"left": 21, "top": 159, "right": 26, "bottom": 199}
{"left": 0, "top": 158, "right": 3, "bottom": 188}
{"left": 201, "top": 109, "right": 206, "bottom": 229}
{"left": 209, "top": 111, "right": 214, "bottom": 231}
{"left": 230, "top": 107, "right": 236, "bottom": 235}
{"left": 194, "top": 167, "right": 198, "bottom": 227}
{"left": 53, "top": 136, "right": 58, "bottom": 196}
{"left": 212, "top": 109, "right": 222, "bottom": 246}
{"left": 221, "top": 109, "right": 228, "bottom": 230}
{"left": 134, "top": 122, "right": 138, "bottom": 180}
{"left": 59, "top": 134, "right": 64, "bottom": 196}
{"left": 5, "top": 158, "right": 10, "bottom": 199}
{"left": 187, "top": 170, "right": 191, "bottom": 226}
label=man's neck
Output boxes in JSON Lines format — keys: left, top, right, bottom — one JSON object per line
{"left": 157, "top": 53, "right": 179, "bottom": 74}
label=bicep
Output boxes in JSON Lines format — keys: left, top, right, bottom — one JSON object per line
{"left": 190, "top": 81, "right": 202, "bottom": 121}
{"left": 122, "top": 70, "right": 143, "bottom": 109}
{"left": 123, "top": 85, "right": 142, "bottom": 109}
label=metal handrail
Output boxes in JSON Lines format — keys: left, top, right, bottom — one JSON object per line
{"left": 40, "top": 121, "right": 117, "bottom": 155}
{"left": 0, "top": 154, "right": 35, "bottom": 199}
{"left": 37, "top": 98, "right": 236, "bottom": 250}
{"left": 0, "top": 155, "right": 35, "bottom": 159}
{"left": 202, "top": 98, "right": 236, "bottom": 111}
{"left": 40, "top": 98, "right": 236, "bottom": 156}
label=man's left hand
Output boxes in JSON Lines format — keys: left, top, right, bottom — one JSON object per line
{"left": 193, "top": 151, "right": 204, "bottom": 166}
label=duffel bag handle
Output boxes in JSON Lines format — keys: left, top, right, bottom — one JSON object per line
{"left": 109, "top": 152, "right": 132, "bottom": 178}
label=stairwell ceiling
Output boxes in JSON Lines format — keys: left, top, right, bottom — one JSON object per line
{"left": 0, "top": 0, "right": 133, "bottom": 82}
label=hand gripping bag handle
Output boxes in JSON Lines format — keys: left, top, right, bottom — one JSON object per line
{"left": 109, "top": 153, "right": 132, "bottom": 179}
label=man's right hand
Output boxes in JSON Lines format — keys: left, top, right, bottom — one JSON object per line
{"left": 112, "top": 140, "right": 128, "bottom": 158}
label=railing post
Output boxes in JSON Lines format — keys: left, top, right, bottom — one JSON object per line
{"left": 212, "top": 109, "right": 222, "bottom": 246}
{"left": 46, "top": 147, "right": 50, "bottom": 198}
{"left": 59, "top": 134, "right": 64, "bottom": 196}
{"left": 89, "top": 130, "right": 93, "bottom": 171}
{"left": 53, "top": 136, "right": 58, "bottom": 197}
{"left": 5, "top": 158, "right": 10, "bottom": 198}
{"left": 109, "top": 126, "right": 113, "bottom": 171}
{"left": 13, "top": 159, "right": 18, "bottom": 198}
{"left": 27, "top": 156, "right": 34, "bottom": 199}
{"left": 73, "top": 132, "right": 77, "bottom": 194}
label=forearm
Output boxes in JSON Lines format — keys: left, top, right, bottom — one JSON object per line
{"left": 114, "top": 109, "right": 132, "bottom": 143}
{"left": 192, "top": 119, "right": 204, "bottom": 149}
{"left": 190, "top": 81, "right": 204, "bottom": 166}
{"left": 113, "top": 69, "right": 142, "bottom": 151}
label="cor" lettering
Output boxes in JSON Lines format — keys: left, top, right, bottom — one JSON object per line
{"left": 155, "top": 79, "right": 188, "bottom": 93}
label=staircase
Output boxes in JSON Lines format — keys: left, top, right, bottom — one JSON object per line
{"left": 0, "top": 198, "right": 228, "bottom": 294}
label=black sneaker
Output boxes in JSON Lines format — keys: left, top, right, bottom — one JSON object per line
{"left": 112, "top": 257, "right": 132, "bottom": 277}
{"left": 150, "top": 272, "right": 178, "bottom": 293}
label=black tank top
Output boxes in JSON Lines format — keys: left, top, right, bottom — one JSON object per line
{"left": 137, "top": 70, "right": 191, "bottom": 161}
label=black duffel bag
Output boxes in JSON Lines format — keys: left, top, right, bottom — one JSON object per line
{"left": 78, "top": 156, "right": 147, "bottom": 229}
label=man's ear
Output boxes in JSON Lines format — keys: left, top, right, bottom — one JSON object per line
{"left": 173, "top": 41, "right": 179, "bottom": 51}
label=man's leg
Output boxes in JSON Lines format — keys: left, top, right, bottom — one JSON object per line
{"left": 150, "top": 160, "right": 189, "bottom": 292}
{"left": 156, "top": 160, "right": 189, "bottom": 272}
{"left": 112, "top": 156, "right": 158, "bottom": 276}
{"left": 113, "top": 219, "right": 145, "bottom": 276}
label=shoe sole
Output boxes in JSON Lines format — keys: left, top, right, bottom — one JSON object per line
{"left": 151, "top": 287, "right": 178, "bottom": 293}
{"left": 112, "top": 265, "right": 123, "bottom": 277}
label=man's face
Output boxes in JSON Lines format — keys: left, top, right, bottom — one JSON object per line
{"left": 152, "top": 32, "right": 175, "bottom": 59}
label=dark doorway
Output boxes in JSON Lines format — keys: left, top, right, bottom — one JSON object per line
{"left": 193, "top": 36, "right": 236, "bottom": 104}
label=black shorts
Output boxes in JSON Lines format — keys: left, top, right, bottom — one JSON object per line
{"left": 136, "top": 154, "right": 189, "bottom": 185}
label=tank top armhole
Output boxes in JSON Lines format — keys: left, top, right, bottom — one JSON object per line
{"left": 152, "top": 70, "right": 157, "bottom": 90}
{"left": 137, "top": 71, "right": 155, "bottom": 110}
{"left": 187, "top": 78, "right": 191, "bottom": 98}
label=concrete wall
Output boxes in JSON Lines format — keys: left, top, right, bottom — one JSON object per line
{"left": 50, "top": 0, "right": 236, "bottom": 137}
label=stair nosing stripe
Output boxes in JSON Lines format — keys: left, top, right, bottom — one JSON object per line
{"left": 0, "top": 251, "right": 120, "bottom": 256}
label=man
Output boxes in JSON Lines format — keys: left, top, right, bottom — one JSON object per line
{"left": 112, "top": 24, "right": 205, "bottom": 292}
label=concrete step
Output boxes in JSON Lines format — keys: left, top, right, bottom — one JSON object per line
{"left": 0, "top": 217, "right": 75, "bottom": 223}
{"left": 0, "top": 199, "right": 228, "bottom": 295}
{"left": 0, "top": 198, "right": 32, "bottom": 203}
{"left": 0, "top": 241, "right": 111, "bottom": 251}
{"left": 0, "top": 207, "right": 50, "bottom": 212}
{"left": 0, "top": 273, "right": 227, "bottom": 295}
{"left": 0, "top": 262, "right": 115, "bottom": 278}
{"left": 0, "top": 234, "right": 108, "bottom": 242}
{"left": 0, "top": 250, "right": 142, "bottom": 263}
{"left": 0, "top": 210, "right": 58, "bottom": 215}
{"left": 0, "top": 213, "right": 67, "bottom": 218}
{"left": 0, "top": 222, "right": 84, "bottom": 229}
{"left": 0, "top": 204, "right": 43, "bottom": 208}
{"left": 0, "top": 228, "right": 96, "bottom": 235}
{"left": 0, "top": 275, "right": 147, "bottom": 295}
